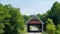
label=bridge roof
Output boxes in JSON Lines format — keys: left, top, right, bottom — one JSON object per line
{"left": 26, "top": 15, "right": 44, "bottom": 24}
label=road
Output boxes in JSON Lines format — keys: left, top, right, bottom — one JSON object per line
{"left": 28, "top": 26, "right": 42, "bottom": 34}
{"left": 28, "top": 33, "right": 42, "bottom": 34}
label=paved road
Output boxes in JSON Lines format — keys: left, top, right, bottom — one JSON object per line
{"left": 28, "top": 26, "right": 42, "bottom": 34}
{"left": 28, "top": 33, "right": 42, "bottom": 34}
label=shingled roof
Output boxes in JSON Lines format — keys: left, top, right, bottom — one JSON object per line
{"left": 26, "top": 15, "right": 44, "bottom": 24}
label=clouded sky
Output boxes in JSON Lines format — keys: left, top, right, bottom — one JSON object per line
{"left": 0, "top": 0, "right": 60, "bottom": 15}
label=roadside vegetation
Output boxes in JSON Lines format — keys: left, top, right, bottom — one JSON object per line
{"left": 0, "top": 1, "right": 60, "bottom": 34}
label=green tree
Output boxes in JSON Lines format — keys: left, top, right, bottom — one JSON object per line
{"left": 37, "top": 14, "right": 48, "bottom": 31}
{"left": 0, "top": 3, "right": 5, "bottom": 34}
{"left": 46, "top": 18, "right": 56, "bottom": 34}
{"left": 0, "top": 3, "right": 27, "bottom": 34}
{"left": 47, "top": 1, "right": 60, "bottom": 25}
{"left": 55, "top": 24, "right": 60, "bottom": 34}
{"left": 22, "top": 15, "right": 30, "bottom": 23}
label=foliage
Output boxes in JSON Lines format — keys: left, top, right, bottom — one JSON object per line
{"left": 0, "top": 1, "right": 60, "bottom": 34}
{"left": 22, "top": 15, "right": 30, "bottom": 23}
{"left": 47, "top": 1, "right": 60, "bottom": 25}
{"left": 55, "top": 24, "right": 60, "bottom": 34}
{"left": 37, "top": 14, "right": 48, "bottom": 31}
{"left": 46, "top": 18, "right": 56, "bottom": 34}
{"left": 0, "top": 3, "right": 27, "bottom": 34}
{"left": 0, "top": 3, "right": 5, "bottom": 34}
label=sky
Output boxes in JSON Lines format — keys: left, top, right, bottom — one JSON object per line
{"left": 0, "top": 0, "right": 60, "bottom": 15}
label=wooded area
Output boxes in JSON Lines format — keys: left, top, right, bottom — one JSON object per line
{"left": 0, "top": 1, "right": 60, "bottom": 34}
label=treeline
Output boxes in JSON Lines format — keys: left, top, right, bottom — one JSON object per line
{"left": 23, "top": 1, "right": 60, "bottom": 34}
{"left": 0, "top": 1, "right": 60, "bottom": 34}
{"left": 0, "top": 3, "right": 27, "bottom": 34}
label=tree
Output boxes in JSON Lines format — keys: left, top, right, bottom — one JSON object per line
{"left": 46, "top": 18, "right": 56, "bottom": 34}
{"left": 47, "top": 1, "right": 60, "bottom": 25}
{"left": 3, "top": 4, "right": 25, "bottom": 34}
{"left": 22, "top": 15, "right": 30, "bottom": 23}
{"left": 0, "top": 3, "right": 5, "bottom": 34}
{"left": 0, "top": 3, "right": 27, "bottom": 34}
{"left": 37, "top": 14, "right": 48, "bottom": 31}
{"left": 55, "top": 24, "right": 60, "bottom": 34}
